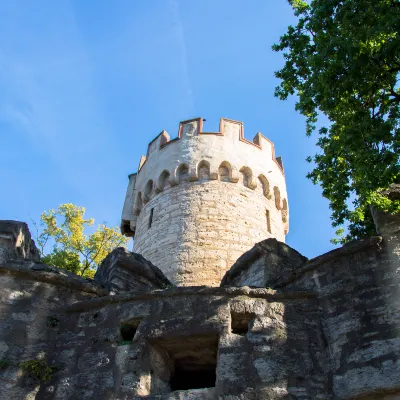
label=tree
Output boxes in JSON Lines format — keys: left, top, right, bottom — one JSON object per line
{"left": 35, "top": 203, "right": 129, "bottom": 278}
{"left": 273, "top": 0, "right": 400, "bottom": 243}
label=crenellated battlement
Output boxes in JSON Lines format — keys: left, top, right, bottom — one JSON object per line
{"left": 138, "top": 117, "right": 284, "bottom": 174}
{"left": 121, "top": 116, "right": 289, "bottom": 286}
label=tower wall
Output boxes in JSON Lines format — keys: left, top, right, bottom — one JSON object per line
{"left": 121, "top": 117, "right": 289, "bottom": 286}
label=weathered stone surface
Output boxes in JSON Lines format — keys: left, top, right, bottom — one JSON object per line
{"left": 294, "top": 235, "right": 400, "bottom": 400}
{"left": 220, "top": 238, "right": 307, "bottom": 288}
{"left": 0, "top": 206, "right": 399, "bottom": 400}
{"left": 0, "top": 221, "right": 40, "bottom": 264}
{"left": 39, "top": 288, "right": 327, "bottom": 399}
{"left": 94, "top": 247, "right": 173, "bottom": 293}
{"left": 1, "top": 260, "right": 108, "bottom": 296}
{"left": 0, "top": 266, "right": 104, "bottom": 400}
{"left": 222, "top": 209, "right": 400, "bottom": 399}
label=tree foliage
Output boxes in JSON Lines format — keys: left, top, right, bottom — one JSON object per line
{"left": 273, "top": 0, "right": 400, "bottom": 243}
{"left": 35, "top": 203, "right": 129, "bottom": 278}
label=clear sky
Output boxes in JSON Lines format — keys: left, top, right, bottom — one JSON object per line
{"left": 0, "top": 0, "right": 338, "bottom": 259}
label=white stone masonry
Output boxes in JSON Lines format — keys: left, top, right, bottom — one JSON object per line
{"left": 121, "top": 117, "right": 289, "bottom": 286}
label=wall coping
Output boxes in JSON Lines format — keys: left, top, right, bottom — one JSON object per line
{"left": 275, "top": 236, "right": 383, "bottom": 288}
{"left": 0, "top": 261, "right": 109, "bottom": 296}
{"left": 63, "top": 285, "right": 316, "bottom": 313}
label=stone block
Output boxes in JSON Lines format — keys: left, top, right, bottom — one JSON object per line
{"left": 94, "top": 247, "right": 173, "bottom": 293}
{"left": 0, "top": 221, "right": 40, "bottom": 264}
{"left": 221, "top": 238, "right": 307, "bottom": 288}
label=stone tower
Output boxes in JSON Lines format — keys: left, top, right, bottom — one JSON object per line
{"left": 121, "top": 117, "right": 289, "bottom": 286}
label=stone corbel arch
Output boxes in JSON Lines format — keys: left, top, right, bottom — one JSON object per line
{"left": 282, "top": 198, "right": 288, "bottom": 223}
{"left": 176, "top": 163, "right": 190, "bottom": 183}
{"left": 240, "top": 166, "right": 257, "bottom": 190}
{"left": 155, "top": 170, "right": 171, "bottom": 193}
{"left": 258, "top": 174, "right": 271, "bottom": 199}
{"left": 167, "top": 164, "right": 180, "bottom": 187}
{"left": 218, "top": 161, "right": 239, "bottom": 183}
{"left": 133, "top": 192, "right": 143, "bottom": 216}
{"left": 188, "top": 164, "right": 198, "bottom": 182}
{"left": 218, "top": 161, "right": 231, "bottom": 182}
{"left": 142, "top": 180, "right": 154, "bottom": 203}
{"left": 196, "top": 160, "right": 211, "bottom": 181}
{"left": 274, "top": 186, "right": 282, "bottom": 210}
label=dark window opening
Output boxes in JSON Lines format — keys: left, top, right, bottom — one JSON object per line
{"left": 231, "top": 312, "right": 255, "bottom": 336}
{"left": 150, "top": 334, "right": 218, "bottom": 393}
{"left": 120, "top": 318, "right": 141, "bottom": 342}
{"left": 170, "top": 364, "right": 216, "bottom": 391}
{"left": 121, "top": 220, "right": 135, "bottom": 237}
{"left": 148, "top": 208, "right": 154, "bottom": 229}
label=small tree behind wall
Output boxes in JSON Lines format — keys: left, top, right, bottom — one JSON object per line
{"left": 34, "top": 203, "right": 129, "bottom": 278}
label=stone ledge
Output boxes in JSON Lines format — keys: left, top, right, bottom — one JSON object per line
{"left": 0, "top": 260, "right": 109, "bottom": 296}
{"left": 63, "top": 285, "right": 316, "bottom": 313}
{"left": 275, "top": 236, "right": 383, "bottom": 288}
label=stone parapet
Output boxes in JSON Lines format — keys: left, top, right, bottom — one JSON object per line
{"left": 1, "top": 218, "right": 399, "bottom": 399}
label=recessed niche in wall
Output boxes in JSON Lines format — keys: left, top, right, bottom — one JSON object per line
{"left": 120, "top": 318, "right": 141, "bottom": 342}
{"left": 151, "top": 334, "right": 218, "bottom": 392}
{"left": 231, "top": 312, "right": 255, "bottom": 336}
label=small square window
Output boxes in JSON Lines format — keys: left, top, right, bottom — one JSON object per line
{"left": 231, "top": 312, "right": 255, "bottom": 336}
{"left": 120, "top": 318, "right": 141, "bottom": 342}
{"left": 150, "top": 334, "right": 218, "bottom": 392}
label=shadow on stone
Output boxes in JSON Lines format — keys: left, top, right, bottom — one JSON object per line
{"left": 94, "top": 247, "right": 173, "bottom": 293}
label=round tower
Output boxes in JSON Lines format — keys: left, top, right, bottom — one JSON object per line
{"left": 121, "top": 117, "right": 289, "bottom": 286}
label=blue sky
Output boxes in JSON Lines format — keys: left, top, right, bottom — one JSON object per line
{"left": 0, "top": 0, "right": 337, "bottom": 259}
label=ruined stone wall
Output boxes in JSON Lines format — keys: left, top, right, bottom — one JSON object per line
{"left": 1, "top": 214, "right": 399, "bottom": 399}
{"left": 121, "top": 117, "right": 289, "bottom": 286}
{"left": 11, "top": 287, "right": 327, "bottom": 400}
{"left": 0, "top": 221, "right": 39, "bottom": 264}
{"left": 222, "top": 206, "right": 400, "bottom": 400}
{"left": 0, "top": 264, "right": 106, "bottom": 400}
{"left": 0, "top": 221, "right": 108, "bottom": 400}
{"left": 289, "top": 238, "right": 400, "bottom": 399}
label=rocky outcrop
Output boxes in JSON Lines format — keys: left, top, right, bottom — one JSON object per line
{"left": 220, "top": 238, "right": 307, "bottom": 288}
{"left": 0, "top": 220, "right": 40, "bottom": 264}
{"left": 0, "top": 220, "right": 107, "bottom": 296}
{"left": 94, "top": 247, "right": 173, "bottom": 293}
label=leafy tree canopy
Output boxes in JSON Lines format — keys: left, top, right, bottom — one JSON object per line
{"left": 35, "top": 203, "right": 129, "bottom": 278}
{"left": 273, "top": 0, "right": 400, "bottom": 243}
